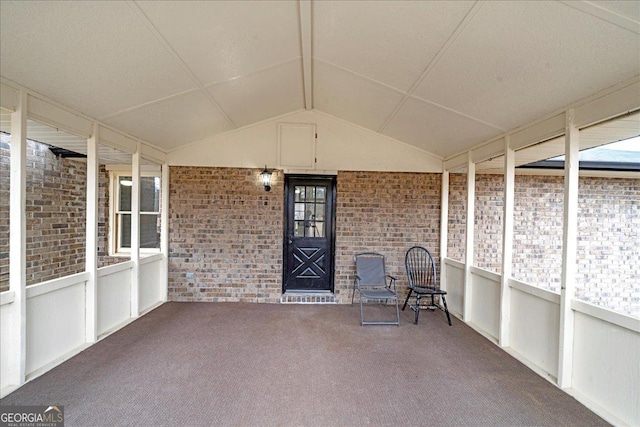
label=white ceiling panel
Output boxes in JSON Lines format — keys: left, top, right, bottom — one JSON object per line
{"left": 382, "top": 97, "right": 502, "bottom": 158}
{"left": 414, "top": 1, "right": 640, "bottom": 131}
{"left": 313, "top": 1, "right": 475, "bottom": 92}
{"left": 1, "top": 1, "right": 638, "bottom": 159}
{"left": 104, "top": 90, "right": 234, "bottom": 151}
{"left": 208, "top": 59, "right": 304, "bottom": 128}
{"left": 136, "top": 0, "right": 301, "bottom": 86}
{"left": 313, "top": 60, "right": 405, "bottom": 131}
{"left": 0, "top": 1, "right": 196, "bottom": 118}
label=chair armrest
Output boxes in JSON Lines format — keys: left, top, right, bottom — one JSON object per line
{"left": 386, "top": 275, "right": 397, "bottom": 290}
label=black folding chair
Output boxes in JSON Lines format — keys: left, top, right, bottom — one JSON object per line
{"left": 402, "top": 246, "right": 452, "bottom": 326}
{"left": 352, "top": 252, "right": 400, "bottom": 326}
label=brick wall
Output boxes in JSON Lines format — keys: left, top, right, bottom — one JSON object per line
{"left": 474, "top": 174, "right": 504, "bottom": 273}
{"left": 452, "top": 172, "right": 639, "bottom": 316}
{"left": 447, "top": 173, "right": 467, "bottom": 261}
{"left": 168, "top": 167, "right": 284, "bottom": 302}
{"left": 334, "top": 171, "right": 442, "bottom": 301}
{"left": 576, "top": 177, "right": 639, "bottom": 315}
{"left": 0, "top": 135, "right": 88, "bottom": 289}
{"left": 513, "top": 175, "right": 564, "bottom": 290}
{"left": 168, "top": 167, "right": 442, "bottom": 303}
{"left": 0, "top": 134, "right": 122, "bottom": 292}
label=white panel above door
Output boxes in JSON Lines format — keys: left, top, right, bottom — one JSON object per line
{"left": 278, "top": 123, "right": 316, "bottom": 170}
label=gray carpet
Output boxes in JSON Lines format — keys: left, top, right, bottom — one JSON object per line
{"left": 1, "top": 302, "right": 608, "bottom": 426}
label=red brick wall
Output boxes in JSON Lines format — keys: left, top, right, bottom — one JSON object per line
{"left": 168, "top": 167, "right": 284, "bottom": 302}
{"left": 334, "top": 171, "right": 442, "bottom": 300}
{"left": 167, "top": 167, "right": 442, "bottom": 303}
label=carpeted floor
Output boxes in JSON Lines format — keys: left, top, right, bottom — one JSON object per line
{"left": 1, "top": 302, "right": 608, "bottom": 426}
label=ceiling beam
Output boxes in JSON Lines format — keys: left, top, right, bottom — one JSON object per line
{"left": 298, "top": 0, "right": 313, "bottom": 110}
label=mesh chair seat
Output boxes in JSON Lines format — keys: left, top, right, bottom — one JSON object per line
{"left": 352, "top": 252, "right": 400, "bottom": 326}
{"left": 359, "top": 287, "right": 397, "bottom": 300}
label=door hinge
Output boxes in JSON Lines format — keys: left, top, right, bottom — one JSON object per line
{"left": 315, "top": 133, "right": 318, "bottom": 139}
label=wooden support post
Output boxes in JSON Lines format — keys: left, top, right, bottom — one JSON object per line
{"left": 463, "top": 153, "right": 475, "bottom": 321}
{"left": 499, "top": 137, "right": 515, "bottom": 347}
{"left": 440, "top": 170, "right": 449, "bottom": 291}
{"left": 85, "top": 123, "right": 99, "bottom": 342}
{"left": 558, "top": 109, "right": 579, "bottom": 388}
{"left": 130, "top": 145, "right": 141, "bottom": 318}
{"left": 6, "top": 91, "right": 27, "bottom": 392}
{"left": 160, "top": 163, "right": 169, "bottom": 302}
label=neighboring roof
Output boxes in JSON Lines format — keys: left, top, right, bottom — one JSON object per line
{"left": 1, "top": 1, "right": 639, "bottom": 157}
{"left": 521, "top": 137, "right": 640, "bottom": 172}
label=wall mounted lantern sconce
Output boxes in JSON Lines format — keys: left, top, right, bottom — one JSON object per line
{"left": 261, "top": 165, "right": 272, "bottom": 192}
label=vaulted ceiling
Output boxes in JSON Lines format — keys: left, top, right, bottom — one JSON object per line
{"left": 1, "top": 1, "right": 638, "bottom": 159}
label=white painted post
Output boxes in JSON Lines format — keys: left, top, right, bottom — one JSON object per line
{"left": 160, "top": 163, "right": 169, "bottom": 302}
{"left": 85, "top": 123, "right": 99, "bottom": 342}
{"left": 7, "top": 91, "right": 27, "bottom": 390}
{"left": 440, "top": 170, "right": 449, "bottom": 291}
{"left": 499, "top": 137, "right": 515, "bottom": 347}
{"left": 558, "top": 110, "right": 579, "bottom": 388}
{"left": 464, "top": 153, "right": 475, "bottom": 321}
{"left": 130, "top": 145, "right": 141, "bottom": 317}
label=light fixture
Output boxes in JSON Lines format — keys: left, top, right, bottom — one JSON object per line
{"left": 260, "top": 165, "right": 272, "bottom": 192}
{"left": 120, "top": 179, "right": 133, "bottom": 187}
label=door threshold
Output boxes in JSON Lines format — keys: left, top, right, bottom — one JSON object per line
{"left": 280, "top": 291, "right": 337, "bottom": 304}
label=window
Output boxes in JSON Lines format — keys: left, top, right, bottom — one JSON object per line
{"left": 111, "top": 173, "right": 161, "bottom": 255}
{"left": 293, "top": 185, "right": 326, "bottom": 238}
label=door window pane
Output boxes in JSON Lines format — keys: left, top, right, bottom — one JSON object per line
{"left": 292, "top": 184, "right": 328, "bottom": 238}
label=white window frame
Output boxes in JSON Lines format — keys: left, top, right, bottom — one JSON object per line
{"left": 109, "top": 169, "right": 161, "bottom": 256}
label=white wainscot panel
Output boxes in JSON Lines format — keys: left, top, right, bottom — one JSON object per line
{"left": 470, "top": 268, "right": 501, "bottom": 340}
{"left": 139, "top": 256, "right": 163, "bottom": 313}
{"left": 1, "top": 295, "right": 15, "bottom": 391}
{"left": 97, "top": 265, "right": 132, "bottom": 336}
{"left": 26, "top": 282, "right": 86, "bottom": 377}
{"left": 509, "top": 282, "right": 560, "bottom": 380}
{"left": 444, "top": 259, "right": 464, "bottom": 317}
{"left": 572, "top": 309, "right": 640, "bottom": 427}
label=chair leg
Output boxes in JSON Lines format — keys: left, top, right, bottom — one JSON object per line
{"left": 359, "top": 292, "right": 365, "bottom": 326}
{"left": 402, "top": 289, "right": 413, "bottom": 311}
{"left": 394, "top": 297, "right": 400, "bottom": 326}
{"left": 414, "top": 295, "right": 421, "bottom": 324}
{"left": 351, "top": 279, "right": 357, "bottom": 305}
{"left": 441, "top": 295, "right": 452, "bottom": 326}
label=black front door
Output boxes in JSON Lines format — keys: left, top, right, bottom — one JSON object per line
{"left": 283, "top": 176, "right": 336, "bottom": 292}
